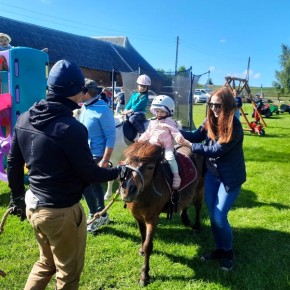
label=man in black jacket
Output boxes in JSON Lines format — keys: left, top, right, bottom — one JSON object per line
{"left": 7, "top": 59, "right": 119, "bottom": 290}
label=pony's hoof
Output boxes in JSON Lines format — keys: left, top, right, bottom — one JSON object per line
{"left": 139, "top": 278, "right": 150, "bottom": 287}
{"left": 192, "top": 225, "right": 202, "bottom": 232}
{"left": 181, "top": 215, "right": 191, "bottom": 227}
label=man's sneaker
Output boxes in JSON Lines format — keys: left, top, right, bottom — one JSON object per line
{"left": 220, "top": 250, "right": 234, "bottom": 271}
{"left": 87, "top": 214, "right": 110, "bottom": 233}
{"left": 86, "top": 214, "right": 94, "bottom": 231}
{"left": 200, "top": 249, "right": 225, "bottom": 261}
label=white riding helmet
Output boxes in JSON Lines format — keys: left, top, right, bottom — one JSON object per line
{"left": 150, "top": 95, "right": 175, "bottom": 116}
{"left": 136, "top": 74, "right": 151, "bottom": 86}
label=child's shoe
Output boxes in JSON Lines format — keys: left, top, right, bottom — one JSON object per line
{"left": 172, "top": 173, "right": 181, "bottom": 189}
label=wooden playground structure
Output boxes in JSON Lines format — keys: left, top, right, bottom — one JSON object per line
{"left": 224, "top": 76, "right": 267, "bottom": 135}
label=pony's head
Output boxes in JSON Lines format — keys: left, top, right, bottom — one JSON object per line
{"left": 120, "top": 141, "right": 164, "bottom": 202}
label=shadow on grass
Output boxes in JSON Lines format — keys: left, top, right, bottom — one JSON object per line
{"left": 116, "top": 190, "right": 289, "bottom": 289}
{"left": 89, "top": 220, "right": 141, "bottom": 245}
{"left": 235, "top": 188, "right": 290, "bottom": 210}
{"left": 142, "top": 225, "right": 290, "bottom": 289}
{"left": 0, "top": 190, "right": 10, "bottom": 207}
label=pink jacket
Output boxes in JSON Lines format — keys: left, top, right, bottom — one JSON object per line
{"left": 139, "top": 117, "right": 186, "bottom": 149}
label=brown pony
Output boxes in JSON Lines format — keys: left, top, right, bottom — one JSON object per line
{"left": 120, "top": 141, "right": 204, "bottom": 286}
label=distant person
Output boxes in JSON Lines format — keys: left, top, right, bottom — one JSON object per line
{"left": 79, "top": 78, "right": 116, "bottom": 233}
{"left": 139, "top": 95, "right": 190, "bottom": 189}
{"left": 181, "top": 87, "right": 246, "bottom": 272}
{"left": 0, "top": 32, "right": 13, "bottom": 51}
{"left": 122, "top": 74, "right": 151, "bottom": 138}
{"left": 7, "top": 60, "right": 120, "bottom": 289}
{"left": 233, "top": 89, "right": 242, "bottom": 120}
{"left": 102, "top": 87, "right": 113, "bottom": 107}
{"left": 115, "top": 86, "right": 125, "bottom": 114}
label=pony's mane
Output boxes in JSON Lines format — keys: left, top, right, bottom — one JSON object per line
{"left": 124, "top": 141, "right": 163, "bottom": 163}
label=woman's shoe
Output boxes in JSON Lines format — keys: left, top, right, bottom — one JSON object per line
{"left": 220, "top": 249, "right": 234, "bottom": 271}
{"left": 200, "top": 249, "right": 225, "bottom": 261}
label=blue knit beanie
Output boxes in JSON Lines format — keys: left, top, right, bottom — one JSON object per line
{"left": 47, "top": 60, "right": 85, "bottom": 97}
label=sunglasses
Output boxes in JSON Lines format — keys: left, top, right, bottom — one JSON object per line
{"left": 81, "top": 87, "right": 88, "bottom": 95}
{"left": 138, "top": 84, "right": 147, "bottom": 88}
{"left": 208, "top": 102, "right": 222, "bottom": 109}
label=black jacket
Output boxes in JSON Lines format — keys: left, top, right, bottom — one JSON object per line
{"left": 7, "top": 97, "right": 118, "bottom": 208}
{"left": 181, "top": 117, "right": 246, "bottom": 192}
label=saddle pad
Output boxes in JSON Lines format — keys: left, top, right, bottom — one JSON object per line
{"left": 177, "top": 152, "right": 197, "bottom": 191}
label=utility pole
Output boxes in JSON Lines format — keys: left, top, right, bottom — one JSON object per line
{"left": 175, "top": 36, "right": 179, "bottom": 75}
{"left": 246, "top": 57, "right": 251, "bottom": 83}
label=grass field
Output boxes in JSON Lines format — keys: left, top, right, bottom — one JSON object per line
{"left": 0, "top": 103, "right": 289, "bottom": 289}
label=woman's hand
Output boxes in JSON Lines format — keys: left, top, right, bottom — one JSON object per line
{"left": 181, "top": 139, "right": 192, "bottom": 148}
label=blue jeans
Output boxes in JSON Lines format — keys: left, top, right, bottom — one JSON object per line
{"left": 129, "top": 112, "right": 146, "bottom": 133}
{"left": 204, "top": 171, "right": 240, "bottom": 251}
{"left": 82, "top": 157, "right": 106, "bottom": 217}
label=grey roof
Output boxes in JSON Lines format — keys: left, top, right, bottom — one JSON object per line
{"left": 0, "top": 16, "right": 161, "bottom": 79}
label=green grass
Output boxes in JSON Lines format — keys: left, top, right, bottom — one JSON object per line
{"left": 0, "top": 104, "right": 290, "bottom": 289}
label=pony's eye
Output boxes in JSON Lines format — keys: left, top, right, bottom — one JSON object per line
{"left": 146, "top": 164, "right": 155, "bottom": 171}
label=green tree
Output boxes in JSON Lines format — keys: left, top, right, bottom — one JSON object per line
{"left": 156, "top": 68, "right": 173, "bottom": 85}
{"left": 177, "top": 66, "right": 190, "bottom": 77}
{"left": 273, "top": 44, "right": 290, "bottom": 97}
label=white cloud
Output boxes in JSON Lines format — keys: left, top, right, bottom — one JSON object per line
{"left": 224, "top": 69, "right": 261, "bottom": 81}
{"left": 219, "top": 39, "right": 227, "bottom": 43}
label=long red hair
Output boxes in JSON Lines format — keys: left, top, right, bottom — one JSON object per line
{"left": 206, "top": 87, "right": 236, "bottom": 143}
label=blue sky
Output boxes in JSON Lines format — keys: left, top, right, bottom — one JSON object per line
{"left": 1, "top": 0, "right": 289, "bottom": 87}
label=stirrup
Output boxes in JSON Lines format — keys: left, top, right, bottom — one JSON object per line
{"left": 171, "top": 189, "right": 180, "bottom": 213}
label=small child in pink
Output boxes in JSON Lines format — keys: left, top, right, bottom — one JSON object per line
{"left": 139, "top": 95, "right": 190, "bottom": 189}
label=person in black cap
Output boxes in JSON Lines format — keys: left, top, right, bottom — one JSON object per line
{"left": 7, "top": 59, "right": 120, "bottom": 289}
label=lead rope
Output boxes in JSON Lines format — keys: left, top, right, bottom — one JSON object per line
{"left": 87, "top": 188, "right": 121, "bottom": 225}
{"left": 0, "top": 207, "right": 13, "bottom": 234}
{"left": 0, "top": 207, "right": 14, "bottom": 277}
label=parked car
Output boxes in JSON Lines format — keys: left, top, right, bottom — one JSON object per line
{"left": 204, "top": 88, "right": 213, "bottom": 99}
{"left": 148, "top": 90, "right": 158, "bottom": 101}
{"left": 195, "top": 89, "right": 207, "bottom": 94}
{"left": 107, "top": 86, "right": 122, "bottom": 97}
{"left": 194, "top": 91, "right": 208, "bottom": 103}
{"left": 147, "top": 90, "right": 158, "bottom": 106}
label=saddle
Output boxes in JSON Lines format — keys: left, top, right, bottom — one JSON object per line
{"left": 161, "top": 152, "right": 197, "bottom": 220}
{"left": 122, "top": 118, "right": 149, "bottom": 144}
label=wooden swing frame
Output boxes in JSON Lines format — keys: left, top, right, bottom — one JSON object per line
{"left": 224, "top": 76, "right": 267, "bottom": 132}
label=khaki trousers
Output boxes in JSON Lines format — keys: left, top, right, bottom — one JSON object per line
{"left": 24, "top": 202, "right": 87, "bottom": 290}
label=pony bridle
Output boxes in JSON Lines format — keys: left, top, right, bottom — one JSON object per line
{"left": 121, "top": 165, "right": 145, "bottom": 192}
{"left": 121, "top": 163, "right": 162, "bottom": 196}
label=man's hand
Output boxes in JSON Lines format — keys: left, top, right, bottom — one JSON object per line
{"left": 99, "top": 159, "right": 112, "bottom": 168}
{"left": 116, "top": 164, "right": 127, "bottom": 181}
{"left": 9, "top": 195, "right": 26, "bottom": 221}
